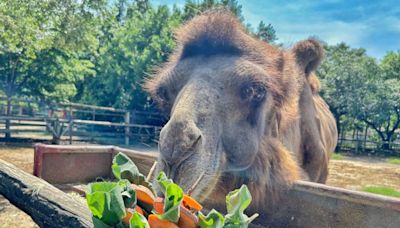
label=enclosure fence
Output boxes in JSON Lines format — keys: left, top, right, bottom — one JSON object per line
{"left": 0, "top": 97, "right": 163, "bottom": 147}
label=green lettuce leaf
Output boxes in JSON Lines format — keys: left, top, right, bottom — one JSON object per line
{"left": 223, "top": 185, "right": 259, "bottom": 227}
{"left": 156, "top": 171, "right": 173, "bottom": 193}
{"left": 129, "top": 211, "right": 150, "bottom": 228}
{"left": 112, "top": 152, "right": 154, "bottom": 192}
{"left": 198, "top": 209, "right": 225, "bottom": 228}
{"left": 119, "top": 179, "right": 136, "bottom": 208}
{"left": 155, "top": 172, "right": 183, "bottom": 223}
{"left": 86, "top": 182, "right": 126, "bottom": 226}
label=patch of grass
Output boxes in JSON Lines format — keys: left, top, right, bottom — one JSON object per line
{"left": 360, "top": 186, "right": 400, "bottom": 198}
{"left": 331, "top": 153, "right": 345, "bottom": 160}
{"left": 387, "top": 157, "right": 400, "bottom": 165}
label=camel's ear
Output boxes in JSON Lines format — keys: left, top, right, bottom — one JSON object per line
{"left": 291, "top": 39, "right": 324, "bottom": 76}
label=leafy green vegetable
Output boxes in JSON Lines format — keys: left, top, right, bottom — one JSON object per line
{"left": 129, "top": 211, "right": 150, "bottom": 228}
{"left": 156, "top": 171, "right": 173, "bottom": 193}
{"left": 86, "top": 182, "right": 127, "bottom": 225}
{"left": 155, "top": 172, "right": 184, "bottom": 223}
{"left": 224, "top": 185, "right": 259, "bottom": 227}
{"left": 92, "top": 217, "right": 113, "bottom": 228}
{"left": 112, "top": 152, "right": 154, "bottom": 192}
{"left": 119, "top": 180, "right": 136, "bottom": 208}
{"left": 160, "top": 183, "right": 184, "bottom": 223}
{"left": 87, "top": 153, "right": 259, "bottom": 228}
{"left": 198, "top": 209, "right": 225, "bottom": 228}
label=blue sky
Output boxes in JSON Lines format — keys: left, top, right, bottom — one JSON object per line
{"left": 151, "top": 0, "right": 400, "bottom": 59}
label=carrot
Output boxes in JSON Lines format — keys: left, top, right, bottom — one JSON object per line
{"left": 177, "top": 206, "right": 198, "bottom": 228}
{"left": 135, "top": 205, "right": 144, "bottom": 215}
{"left": 122, "top": 209, "right": 134, "bottom": 224}
{"left": 153, "top": 197, "right": 164, "bottom": 214}
{"left": 131, "top": 184, "right": 156, "bottom": 205}
{"left": 183, "top": 194, "right": 203, "bottom": 211}
{"left": 148, "top": 214, "right": 178, "bottom": 228}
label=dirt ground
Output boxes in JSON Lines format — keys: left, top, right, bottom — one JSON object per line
{"left": 0, "top": 145, "right": 399, "bottom": 227}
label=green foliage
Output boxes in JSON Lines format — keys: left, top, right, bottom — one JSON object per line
{"left": 360, "top": 186, "right": 400, "bottom": 198}
{"left": 182, "top": 0, "right": 244, "bottom": 21}
{"left": 81, "top": 1, "right": 181, "bottom": 109}
{"left": 256, "top": 21, "right": 277, "bottom": 43}
{"left": 318, "top": 43, "right": 400, "bottom": 146}
{"left": 0, "top": 0, "right": 102, "bottom": 102}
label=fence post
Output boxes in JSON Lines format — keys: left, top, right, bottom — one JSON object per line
{"left": 69, "top": 105, "right": 73, "bottom": 145}
{"left": 125, "top": 112, "right": 130, "bottom": 146}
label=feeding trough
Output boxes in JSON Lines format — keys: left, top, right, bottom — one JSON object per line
{"left": 1, "top": 143, "right": 399, "bottom": 227}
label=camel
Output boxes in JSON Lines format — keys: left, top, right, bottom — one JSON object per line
{"left": 144, "top": 10, "right": 338, "bottom": 218}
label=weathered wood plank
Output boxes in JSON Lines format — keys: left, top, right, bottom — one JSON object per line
{"left": 0, "top": 159, "right": 93, "bottom": 228}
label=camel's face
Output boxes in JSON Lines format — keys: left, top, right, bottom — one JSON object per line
{"left": 152, "top": 55, "right": 276, "bottom": 202}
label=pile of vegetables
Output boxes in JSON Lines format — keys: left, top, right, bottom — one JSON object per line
{"left": 86, "top": 152, "right": 258, "bottom": 227}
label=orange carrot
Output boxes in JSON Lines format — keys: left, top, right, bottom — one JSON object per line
{"left": 122, "top": 209, "right": 134, "bottom": 224}
{"left": 177, "top": 206, "right": 198, "bottom": 228}
{"left": 148, "top": 214, "right": 178, "bottom": 228}
{"left": 135, "top": 205, "right": 144, "bottom": 215}
{"left": 153, "top": 197, "right": 164, "bottom": 214}
{"left": 183, "top": 194, "right": 203, "bottom": 211}
{"left": 131, "top": 184, "right": 156, "bottom": 205}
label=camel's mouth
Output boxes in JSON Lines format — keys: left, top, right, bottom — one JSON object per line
{"left": 154, "top": 139, "right": 226, "bottom": 207}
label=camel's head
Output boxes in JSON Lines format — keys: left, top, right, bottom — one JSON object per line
{"left": 145, "top": 11, "right": 323, "bottom": 208}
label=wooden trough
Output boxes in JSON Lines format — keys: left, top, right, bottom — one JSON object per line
{"left": 1, "top": 144, "right": 400, "bottom": 227}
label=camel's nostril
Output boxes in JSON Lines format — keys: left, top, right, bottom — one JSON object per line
{"left": 191, "top": 134, "right": 202, "bottom": 149}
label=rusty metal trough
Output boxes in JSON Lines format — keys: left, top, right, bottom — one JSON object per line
{"left": 31, "top": 144, "right": 400, "bottom": 227}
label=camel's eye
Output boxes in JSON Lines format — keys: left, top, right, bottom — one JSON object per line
{"left": 240, "top": 82, "right": 267, "bottom": 104}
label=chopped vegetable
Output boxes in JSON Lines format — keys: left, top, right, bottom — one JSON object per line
{"left": 153, "top": 197, "right": 164, "bottom": 214}
{"left": 183, "top": 194, "right": 203, "bottom": 211}
{"left": 198, "top": 209, "right": 225, "bottom": 228}
{"left": 135, "top": 206, "right": 144, "bottom": 215}
{"left": 224, "top": 185, "right": 259, "bottom": 227}
{"left": 122, "top": 209, "right": 134, "bottom": 225}
{"left": 87, "top": 152, "right": 259, "bottom": 228}
{"left": 129, "top": 211, "right": 149, "bottom": 228}
{"left": 155, "top": 173, "right": 184, "bottom": 223}
{"left": 131, "top": 184, "right": 156, "bottom": 206}
{"left": 148, "top": 214, "right": 179, "bottom": 228}
{"left": 177, "top": 205, "right": 198, "bottom": 228}
{"left": 156, "top": 171, "right": 173, "bottom": 192}
{"left": 86, "top": 182, "right": 126, "bottom": 226}
{"left": 112, "top": 152, "right": 153, "bottom": 192}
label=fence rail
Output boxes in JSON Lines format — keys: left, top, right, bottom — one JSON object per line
{"left": 0, "top": 97, "right": 162, "bottom": 147}
{"left": 337, "top": 138, "right": 400, "bottom": 156}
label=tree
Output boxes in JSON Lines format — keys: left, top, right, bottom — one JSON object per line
{"left": 182, "top": 0, "right": 244, "bottom": 22}
{"left": 80, "top": 2, "right": 181, "bottom": 110}
{"left": 0, "top": 0, "right": 103, "bottom": 138}
{"left": 317, "top": 43, "right": 377, "bottom": 136}
{"left": 256, "top": 21, "right": 277, "bottom": 43}
{"left": 319, "top": 44, "right": 400, "bottom": 150}
{"left": 356, "top": 52, "right": 400, "bottom": 149}
{"left": 380, "top": 51, "right": 400, "bottom": 80}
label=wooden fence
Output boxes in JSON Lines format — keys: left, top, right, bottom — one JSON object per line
{"left": 0, "top": 97, "right": 162, "bottom": 147}
{"left": 337, "top": 138, "right": 400, "bottom": 156}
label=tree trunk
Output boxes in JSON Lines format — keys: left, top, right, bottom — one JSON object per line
{"left": 0, "top": 159, "right": 93, "bottom": 227}
{"left": 5, "top": 96, "right": 12, "bottom": 139}
{"left": 381, "top": 140, "right": 390, "bottom": 150}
